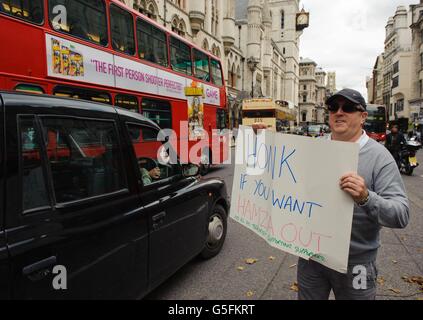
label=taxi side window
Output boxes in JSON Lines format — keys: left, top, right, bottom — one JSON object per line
{"left": 19, "top": 117, "right": 50, "bottom": 212}
{"left": 127, "top": 124, "right": 181, "bottom": 187}
{"left": 40, "top": 117, "right": 127, "bottom": 204}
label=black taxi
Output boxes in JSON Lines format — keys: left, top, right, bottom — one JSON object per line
{"left": 0, "top": 92, "right": 229, "bottom": 299}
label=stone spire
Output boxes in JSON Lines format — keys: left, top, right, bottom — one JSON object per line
{"left": 262, "top": 0, "right": 272, "bottom": 25}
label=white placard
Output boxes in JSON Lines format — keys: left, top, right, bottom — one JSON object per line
{"left": 230, "top": 126, "right": 359, "bottom": 273}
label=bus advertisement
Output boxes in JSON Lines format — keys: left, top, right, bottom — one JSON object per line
{"left": 0, "top": 0, "right": 229, "bottom": 173}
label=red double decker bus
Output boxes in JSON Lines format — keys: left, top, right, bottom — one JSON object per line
{"left": 364, "top": 104, "right": 388, "bottom": 142}
{"left": 0, "top": 0, "right": 228, "bottom": 173}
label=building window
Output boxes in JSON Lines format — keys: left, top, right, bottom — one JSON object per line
{"left": 395, "top": 99, "right": 404, "bottom": 113}
{"left": 303, "top": 85, "right": 307, "bottom": 90}
{"left": 420, "top": 80, "right": 423, "bottom": 98}
{"left": 280, "top": 10, "right": 285, "bottom": 29}
{"left": 392, "top": 76, "right": 399, "bottom": 88}
{"left": 303, "top": 95, "right": 307, "bottom": 103}
{"left": 393, "top": 61, "right": 399, "bottom": 74}
{"left": 421, "top": 53, "right": 423, "bottom": 70}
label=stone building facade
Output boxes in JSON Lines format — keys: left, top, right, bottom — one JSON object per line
{"left": 369, "top": 6, "right": 415, "bottom": 124}
{"left": 119, "top": 0, "right": 308, "bottom": 128}
{"left": 410, "top": 0, "right": 423, "bottom": 124}
{"left": 298, "top": 58, "right": 327, "bottom": 125}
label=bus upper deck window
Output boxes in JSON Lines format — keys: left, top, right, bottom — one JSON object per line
{"left": 137, "top": 19, "right": 168, "bottom": 67}
{"left": 48, "top": 0, "right": 108, "bottom": 46}
{"left": 170, "top": 37, "right": 192, "bottom": 76}
{"left": 193, "top": 49, "right": 210, "bottom": 82}
{"left": 0, "top": 0, "right": 44, "bottom": 24}
{"left": 211, "top": 59, "right": 223, "bottom": 87}
{"left": 110, "top": 4, "right": 135, "bottom": 56}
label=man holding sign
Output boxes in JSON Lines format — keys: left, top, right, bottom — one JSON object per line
{"left": 297, "top": 89, "right": 409, "bottom": 300}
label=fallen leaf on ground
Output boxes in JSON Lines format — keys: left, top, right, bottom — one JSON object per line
{"left": 400, "top": 237, "right": 407, "bottom": 241}
{"left": 389, "top": 288, "right": 401, "bottom": 294}
{"left": 269, "top": 256, "right": 275, "bottom": 261}
{"left": 289, "top": 264, "right": 297, "bottom": 269}
{"left": 246, "top": 291, "right": 255, "bottom": 297}
{"left": 392, "top": 260, "right": 398, "bottom": 264}
{"left": 402, "top": 276, "right": 423, "bottom": 286}
{"left": 290, "top": 282, "right": 299, "bottom": 292}
{"left": 245, "top": 258, "right": 258, "bottom": 265}
{"left": 377, "top": 277, "right": 385, "bottom": 286}
{"left": 237, "top": 266, "right": 245, "bottom": 271}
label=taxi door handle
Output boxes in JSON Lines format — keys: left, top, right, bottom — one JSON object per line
{"left": 23, "top": 256, "right": 57, "bottom": 281}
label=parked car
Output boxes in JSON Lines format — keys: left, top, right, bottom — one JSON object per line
{"left": 0, "top": 92, "right": 229, "bottom": 299}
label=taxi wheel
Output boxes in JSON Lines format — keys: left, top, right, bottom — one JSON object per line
{"left": 200, "top": 204, "right": 227, "bottom": 259}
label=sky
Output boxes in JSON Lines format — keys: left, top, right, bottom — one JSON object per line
{"left": 299, "top": 0, "right": 417, "bottom": 99}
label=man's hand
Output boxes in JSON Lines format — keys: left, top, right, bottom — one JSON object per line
{"left": 340, "top": 172, "right": 369, "bottom": 204}
{"left": 149, "top": 167, "right": 161, "bottom": 180}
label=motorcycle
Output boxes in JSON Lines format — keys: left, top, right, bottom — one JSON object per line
{"left": 399, "top": 138, "right": 421, "bottom": 176}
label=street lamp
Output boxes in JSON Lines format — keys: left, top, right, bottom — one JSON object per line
{"left": 247, "top": 57, "right": 259, "bottom": 98}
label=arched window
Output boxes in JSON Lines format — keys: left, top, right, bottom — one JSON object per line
{"left": 178, "top": 21, "right": 186, "bottom": 37}
{"left": 231, "top": 64, "right": 236, "bottom": 88}
{"left": 147, "top": 3, "right": 157, "bottom": 20}
{"left": 202, "top": 39, "right": 209, "bottom": 52}
{"left": 135, "top": 0, "right": 147, "bottom": 13}
{"left": 236, "top": 66, "right": 241, "bottom": 89}
{"left": 227, "top": 62, "right": 233, "bottom": 87}
{"left": 171, "top": 18, "right": 178, "bottom": 33}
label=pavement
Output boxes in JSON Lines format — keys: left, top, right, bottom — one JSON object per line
{"left": 146, "top": 145, "right": 423, "bottom": 300}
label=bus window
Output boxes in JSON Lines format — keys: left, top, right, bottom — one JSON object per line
{"left": 170, "top": 37, "right": 192, "bottom": 76}
{"left": 193, "top": 49, "right": 210, "bottom": 82}
{"left": 53, "top": 85, "right": 111, "bottom": 105}
{"left": 110, "top": 4, "right": 135, "bottom": 55}
{"left": 141, "top": 99, "right": 172, "bottom": 130}
{"left": 211, "top": 59, "right": 223, "bottom": 87}
{"left": 137, "top": 19, "right": 168, "bottom": 67}
{"left": 15, "top": 84, "right": 44, "bottom": 94}
{"left": 115, "top": 94, "right": 139, "bottom": 113}
{"left": 0, "top": 0, "right": 43, "bottom": 24}
{"left": 216, "top": 109, "right": 227, "bottom": 131}
{"left": 49, "top": 0, "right": 108, "bottom": 46}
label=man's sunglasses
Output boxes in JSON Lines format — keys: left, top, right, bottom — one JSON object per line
{"left": 328, "top": 102, "right": 365, "bottom": 113}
